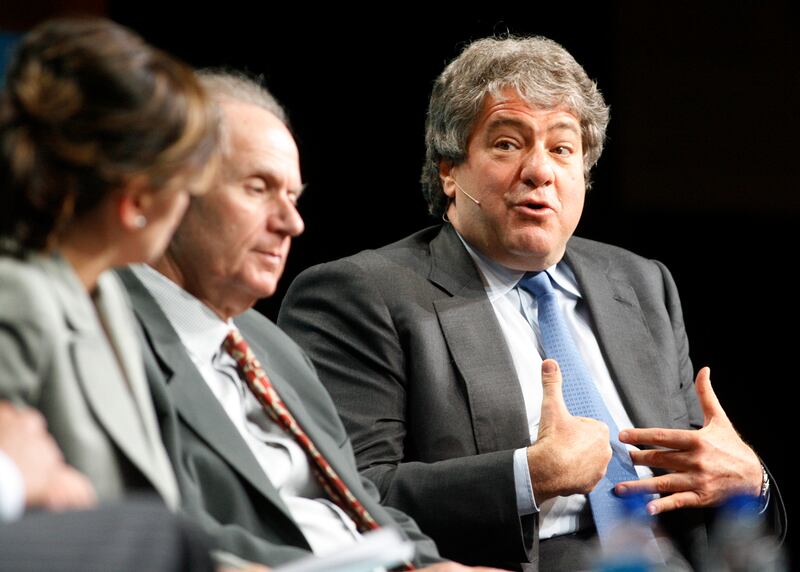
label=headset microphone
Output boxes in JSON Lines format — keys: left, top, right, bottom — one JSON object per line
{"left": 451, "top": 178, "right": 481, "bottom": 205}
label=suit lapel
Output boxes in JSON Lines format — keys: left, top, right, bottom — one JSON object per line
{"left": 240, "top": 325, "right": 355, "bottom": 489}
{"left": 261, "top": 366, "right": 348, "bottom": 475}
{"left": 168, "top": 360, "right": 295, "bottom": 518}
{"left": 428, "top": 226, "right": 531, "bottom": 453}
{"left": 254, "top": 351, "right": 395, "bottom": 526}
{"left": 119, "top": 269, "right": 296, "bottom": 523}
{"left": 39, "top": 256, "right": 172, "bottom": 502}
{"left": 565, "top": 242, "right": 674, "bottom": 429}
{"left": 69, "top": 329, "right": 159, "bottom": 487}
{"left": 90, "top": 273, "right": 179, "bottom": 508}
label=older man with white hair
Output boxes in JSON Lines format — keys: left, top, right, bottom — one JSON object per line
{"left": 119, "top": 70, "right": 504, "bottom": 572}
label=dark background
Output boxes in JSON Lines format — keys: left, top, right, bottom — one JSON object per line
{"left": 3, "top": 1, "right": 797, "bottom": 565}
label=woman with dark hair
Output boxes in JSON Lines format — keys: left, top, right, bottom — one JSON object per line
{"left": 0, "top": 17, "right": 219, "bottom": 508}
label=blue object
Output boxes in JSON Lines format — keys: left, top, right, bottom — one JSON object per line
{"left": 519, "top": 271, "right": 651, "bottom": 544}
{"left": 0, "top": 31, "right": 23, "bottom": 89}
{"left": 704, "top": 493, "right": 787, "bottom": 571}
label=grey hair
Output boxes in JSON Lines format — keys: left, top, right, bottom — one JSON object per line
{"left": 197, "top": 68, "right": 288, "bottom": 126}
{"left": 421, "top": 36, "right": 610, "bottom": 218}
{"left": 195, "top": 69, "right": 290, "bottom": 164}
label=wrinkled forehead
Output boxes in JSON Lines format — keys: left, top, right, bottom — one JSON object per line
{"left": 483, "top": 85, "right": 581, "bottom": 125}
{"left": 467, "top": 86, "right": 581, "bottom": 140}
{"left": 219, "top": 102, "right": 299, "bottom": 175}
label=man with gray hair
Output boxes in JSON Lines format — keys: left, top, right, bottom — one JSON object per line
{"left": 278, "top": 36, "right": 782, "bottom": 570}
{"left": 119, "top": 69, "right": 509, "bottom": 571}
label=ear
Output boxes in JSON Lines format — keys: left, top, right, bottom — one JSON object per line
{"left": 439, "top": 160, "right": 457, "bottom": 199}
{"left": 117, "top": 175, "right": 153, "bottom": 231}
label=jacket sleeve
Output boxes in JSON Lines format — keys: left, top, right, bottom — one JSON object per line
{"left": 653, "top": 259, "right": 704, "bottom": 428}
{"left": 0, "top": 268, "right": 52, "bottom": 406}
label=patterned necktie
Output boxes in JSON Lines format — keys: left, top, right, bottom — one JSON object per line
{"left": 517, "top": 271, "right": 648, "bottom": 543}
{"left": 223, "top": 329, "right": 415, "bottom": 569}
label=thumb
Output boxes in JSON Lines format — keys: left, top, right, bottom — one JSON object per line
{"left": 540, "top": 359, "right": 569, "bottom": 422}
{"left": 695, "top": 366, "right": 728, "bottom": 425}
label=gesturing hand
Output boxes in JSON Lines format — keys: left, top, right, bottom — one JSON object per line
{"left": 616, "top": 367, "right": 762, "bottom": 515}
{"left": 527, "top": 359, "right": 612, "bottom": 503}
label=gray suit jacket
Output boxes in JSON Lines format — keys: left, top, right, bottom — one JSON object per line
{"left": 118, "top": 268, "right": 442, "bottom": 568}
{"left": 278, "top": 224, "right": 711, "bottom": 569}
{"left": 0, "top": 500, "right": 213, "bottom": 572}
{"left": 0, "top": 253, "right": 179, "bottom": 507}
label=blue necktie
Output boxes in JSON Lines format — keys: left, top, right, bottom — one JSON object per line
{"left": 518, "top": 271, "right": 646, "bottom": 543}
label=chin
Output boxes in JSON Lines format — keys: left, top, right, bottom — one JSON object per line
{"left": 247, "top": 280, "right": 279, "bottom": 301}
{"left": 506, "top": 236, "right": 555, "bottom": 257}
{"left": 240, "top": 268, "right": 282, "bottom": 298}
{"left": 503, "top": 243, "right": 564, "bottom": 270}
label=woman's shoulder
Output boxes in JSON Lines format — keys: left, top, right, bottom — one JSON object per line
{"left": 0, "top": 254, "right": 65, "bottom": 326}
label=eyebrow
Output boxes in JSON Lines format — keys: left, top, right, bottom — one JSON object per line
{"left": 485, "top": 117, "right": 531, "bottom": 133}
{"left": 547, "top": 121, "right": 581, "bottom": 136}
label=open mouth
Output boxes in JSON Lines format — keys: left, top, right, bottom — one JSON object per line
{"left": 515, "top": 199, "right": 554, "bottom": 213}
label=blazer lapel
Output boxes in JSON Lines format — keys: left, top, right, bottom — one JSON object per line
{"left": 118, "top": 269, "right": 296, "bottom": 523}
{"left": 565, "top": 242, "right": 674, "bottom": 429}
{"left": 260, "top": 360, "right": 388, "bottom": 523}
{"left": 428, "top": 226, "right": 530, "bottom": 453}
{"left": 168, "top": 361, "right": 295, "bottom": 519}
{"left": 37, "top": 256, "right": 169, "bottom": 499}
{"left": 90, "top": 273, "right": 180, "bottom": 508}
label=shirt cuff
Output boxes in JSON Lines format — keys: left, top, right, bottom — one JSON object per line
{"left": 513, "top": 447, "right": 539, "bottom": 516}
{"left": 0, "top": 450, "right": 26, "bottom": 522}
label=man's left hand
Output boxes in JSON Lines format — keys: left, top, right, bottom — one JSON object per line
{"left": 615, "top": 367, "right": 762, "bottom": 515}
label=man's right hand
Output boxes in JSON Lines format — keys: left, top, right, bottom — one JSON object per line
{"left": 0, "top": 401, "right": 96, "bottom": 511}
{"left": 526, "top": 359, "right": 612, "bottom": 503}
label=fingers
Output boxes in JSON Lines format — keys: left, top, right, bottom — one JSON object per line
{"left": 628, "top": 448, "right": 696, "bottom": 471}
{"left": 694, "top": 366, "right": 729, "bottom": 425}
{"left": 540, "top": 359, "right": 569, "bottom": 419}
{"left": 0, "top": 402, "right": 49, "bottom": 438}
{"left": 42, "top": 466, "right": 97, "bottom": 511}
{"left": 615, "top": 473, "right": 696, "bottom": 499}
{"left": 18, "top": 406, "right": 48, "bottom": 433}
{"left": 619, "top": 427, "right": 697, "bottom": 450}
{"left": 646, "top": 491, "right": 703, "bottom": 515}
{"left": 0, "top": 400, "right": 17, "bottom": 422}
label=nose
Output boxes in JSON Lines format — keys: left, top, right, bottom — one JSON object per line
{"left": 268, "top": 192, "right": 305, "bottom": 238}
{"left": 519, "top": 145, "right": 555, "bottom": 189}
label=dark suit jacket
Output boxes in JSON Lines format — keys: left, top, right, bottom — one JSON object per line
{"left": 118, "top": 269, "right": 442, "bottom": 568}
{"left": 278, "top": 224, "right": 720, "bottom": 569}
{"left": 0, "top": 500, "right": 213, "bottom": 572}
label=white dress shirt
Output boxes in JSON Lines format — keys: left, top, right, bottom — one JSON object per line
{"left": 0, "top": 450, "right": 24, "bottom": 522}
{"left": 458, "top": 237, "right": 654, "bottom": 540}
{"left": 132, "top": 265, "right": 363, "bottom": 556}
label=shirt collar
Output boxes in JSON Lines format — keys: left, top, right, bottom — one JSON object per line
{"left": 130, "top": 264, "right": 234, "bottom": 364}
{"left": 456, "top": 232, "right": 582, "bottom": 301}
